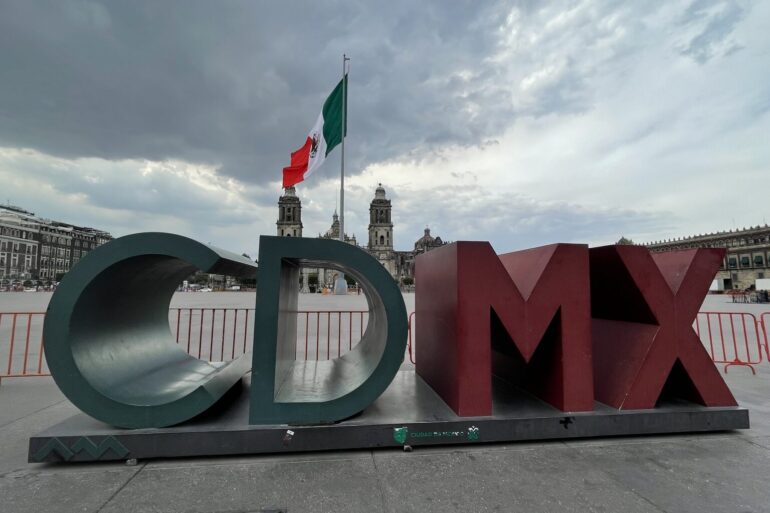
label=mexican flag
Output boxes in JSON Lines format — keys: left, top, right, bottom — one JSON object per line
{"left": 282, "top": 75, "right": 347, "bottom": 188}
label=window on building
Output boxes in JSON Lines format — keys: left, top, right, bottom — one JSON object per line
{"left": 754, "top": 255, "right": 765, "bottom": 266}
{"left": 728, "top": 258, "right": 737, "bottom": 268}
{"left": 740, "top": 256, "right": 750, "bottom": 267}
{"left": 759, "top": 272, "right": 765, "bottom": 279}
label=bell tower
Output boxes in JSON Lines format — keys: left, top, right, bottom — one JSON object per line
{"left": 368, "top": 183, "right": 393, "bottom": 251}
{"left": 276, "top": 186, "right": 303, "bottom": 237}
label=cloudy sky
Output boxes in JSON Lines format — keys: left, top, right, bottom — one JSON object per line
{"left": 0, "top": 0, "right": 768, "bottom": 257}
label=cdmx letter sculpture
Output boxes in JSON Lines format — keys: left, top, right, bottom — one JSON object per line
{"left": 36, "top": 232, "right": 742, "bottom": 463}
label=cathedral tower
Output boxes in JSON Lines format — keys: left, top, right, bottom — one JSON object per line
{"left": 276, "top": 186, "right": 303, "bottom": 237}
{"left": 368, "top": 183, "right": 393, "bottom": 252}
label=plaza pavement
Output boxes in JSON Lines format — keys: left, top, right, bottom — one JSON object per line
{"left": 1, "top": 293, "right": 769, "bottom": 512}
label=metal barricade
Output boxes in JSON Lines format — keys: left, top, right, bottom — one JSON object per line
{"left": 1, "top": 307, "right": 416, "bottom": 381}
{"left": 294, "top": 310, "right": 369, "bottom": 360}
{"left": 695, "top": 312, "right": 764, "bottom": 374}
{"left": 407, "top": 311, "right": 416, "bottom": 364}
{"left": 169, "top": 308, "right": 254, "bottom": 361}
{"left": 0, "top": 312, "right": 49, "bottom": 382}
{"left": 761, "top": 313, "right": 770, "bottom": 359}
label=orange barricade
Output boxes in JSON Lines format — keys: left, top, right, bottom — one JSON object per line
{"left": 407, "top": 311, "right": 416, "bottom": 364}
{"left": 761, "top": 313, "right": 770, "bottom": 358}
{"left": 293, "top": 310, "right": 369, "bottom": 360}
{"left": 695, "top": 312, "right": 764, "bottom": 374}
{"left": 0, "top": 312, "right": 49, "bottom": 381}
{"left": 3, "top": 309, "right": 767, "bottom": 382}
{"left": 169, "top": 308, "right": 373, "bottom": 362}
{"left": 169, "top": 308, "right": 255, "bottom": 361}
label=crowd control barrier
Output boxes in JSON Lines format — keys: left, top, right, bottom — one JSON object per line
{"left": 0, "top": 312, "right": 48, "bottom": 380}
{"left": 407, "top": 311, "right": 416, "bottom": 364}
{"left": 695, "top": 312, "right": 765, "bottom": 374}
{"left": 0, "top": 308, "right": 381, "bottom": 382}
{"left": 169, "top": 308, "right": 370, "bottom": 361}
{"left": 4, "top": 309, "right": 769, "bottom": 382}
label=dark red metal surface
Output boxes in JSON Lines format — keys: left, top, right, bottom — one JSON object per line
{"left": 590, "top": 246, "right": 737, "bottom": 409}
{"left": 415, "top": 242, "right": 594, "bottom": 416}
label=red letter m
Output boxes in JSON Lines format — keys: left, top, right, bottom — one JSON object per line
{"left": 415, "top": 242, "right": 594, "bottom": 416}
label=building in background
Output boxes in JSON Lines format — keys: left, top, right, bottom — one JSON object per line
{"left": 276, "top": 184, "right": 447, "bottom": 290}
{"left": 0, "top": 204, "right": 112, "bottom": 285}
{"left": 643, "top": 225, "right": 770, "bottom": 290}
{"left": 276, "top": 186, "right": 303, "bottom": 238}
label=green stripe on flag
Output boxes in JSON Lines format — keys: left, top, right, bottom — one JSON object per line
{"left": 322, "top": 75, "right": 348, "bottom": 156}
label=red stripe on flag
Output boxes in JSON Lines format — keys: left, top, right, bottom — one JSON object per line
{"left": 282, "top": 137, "right": 312, "bottom": 188}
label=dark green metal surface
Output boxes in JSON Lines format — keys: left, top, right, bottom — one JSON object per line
{"left": 43, "top": 232, "right": 256, "bottom": 429}
{"left": 250, "top": 236, "right": 408, "bottom": 424}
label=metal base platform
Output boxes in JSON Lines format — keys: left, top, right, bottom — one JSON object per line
{"left": 29, "top": 371, "right": 750, "bottom": 463}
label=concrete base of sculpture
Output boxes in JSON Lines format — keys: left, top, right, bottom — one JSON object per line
{"left": 29, "top": 372, "right": 748, "bottom": 463}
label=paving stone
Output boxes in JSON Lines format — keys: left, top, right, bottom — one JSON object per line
{"left": 373, "top": 445, "right": 662, "bottom": 513}
{"left": 571, "top": 437, "right": 770, "bottom": 513}
{"left": 99, "top": 457, "right": 385, "bottom": 513}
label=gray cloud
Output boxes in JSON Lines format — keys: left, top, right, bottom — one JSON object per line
{"left": 0, "top": 0, "right": 516, "bottom": 184}
{"left": 0, "top": 1, "right": 752, "bottom": 182}
{"left": 0, "top": 0, "right": 766, "bottom": 255}
{"left": 678, "top": 0, "right": 745, "bottom": 63}
{"left": 387, "top": 181, "right": 671, "bottom": 251}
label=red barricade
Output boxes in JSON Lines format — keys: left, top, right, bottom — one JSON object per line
{"left": 407, "top": 311, "right": 416, "bottom": 364}
{"left": 2, "top": 309, "right": 766, "bottom": 381}
{"left": 169, "top": 308, "right": 255, "bottom": 361}
{"left": 0, "top": 312, "right": 49, "bottom": 381}
{"left": 695, "top": 312, "right": 764, "bottom": 374}
{"left": 169, "top": 308, "right": 374, "bottom": 362}
{"left": 761, "top": 313, "right": 770, "bottom": 358}
{"left": 294, "top": 310, "right": 369, "bottom": 360}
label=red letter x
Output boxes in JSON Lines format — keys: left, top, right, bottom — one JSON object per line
{"left": 590, "top": 246, "right": 737, "bottom": 409}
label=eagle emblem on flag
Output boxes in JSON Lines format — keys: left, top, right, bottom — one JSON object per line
{"left": 310, "top": 133, "right": 319, "bottom": 158}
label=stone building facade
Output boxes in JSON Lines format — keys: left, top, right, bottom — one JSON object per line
{"left": 275, "top": 184, "right": 447, "bottom": 289}
{"left": 643, "top": 225, "right": 770, "bottom": 290}
{"left": 0, "top": 204, "right": 112, "bottom": 284}
{"left": 276, "top": 186, "right": 303, "bottom": 238}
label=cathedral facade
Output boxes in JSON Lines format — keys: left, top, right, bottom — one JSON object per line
{"left": 276, "top": 184, "right": 446, "bottom": 289}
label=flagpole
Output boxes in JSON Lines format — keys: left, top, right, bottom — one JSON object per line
{"left": 339, "top": 54, "right": 348, "bottom": 244}
{"left": 335, "top": 54, "right": 350, "bottom": 295}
